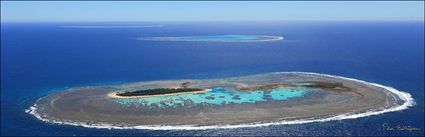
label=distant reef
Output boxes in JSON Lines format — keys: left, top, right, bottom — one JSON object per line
{"left": 137, "top": 35, "right": 283, "bottom": 42}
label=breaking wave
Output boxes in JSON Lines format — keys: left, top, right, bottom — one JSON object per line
{"left": 26, "top": 72, "right": 415, "bottom": 130}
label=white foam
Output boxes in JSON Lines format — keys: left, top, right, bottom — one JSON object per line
{"left": 25, "top": 72, "right": 415, "bottom": 130}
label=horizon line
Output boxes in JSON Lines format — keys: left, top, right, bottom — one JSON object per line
{"left": 2, "top": 19, "right": 424, "bottom": 23}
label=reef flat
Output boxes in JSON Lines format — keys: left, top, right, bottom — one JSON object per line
{"left": 137, "top": 35, "right": 283, "bottom": 42}
{"left": 27, "top": 72, "right": 413, "bottom": 130}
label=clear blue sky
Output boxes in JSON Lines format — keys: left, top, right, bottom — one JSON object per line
{"left": 1, "top": 1, "right": 424, "bottom": 22}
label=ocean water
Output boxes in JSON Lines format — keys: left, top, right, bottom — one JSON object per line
{"left": 1, "top": 21, "right": 424, "bottom": 136}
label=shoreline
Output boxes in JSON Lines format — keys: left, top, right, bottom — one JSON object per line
{"left": 107, "top": 89, "right": 212, "bottom": 99}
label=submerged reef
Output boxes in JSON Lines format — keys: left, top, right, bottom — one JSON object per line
{"left": 26, "top": 72, "right": 414, "bottom": 130}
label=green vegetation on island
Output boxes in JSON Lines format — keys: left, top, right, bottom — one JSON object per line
{"left": 116, "top": 88, "right": 204, "bottom": 97}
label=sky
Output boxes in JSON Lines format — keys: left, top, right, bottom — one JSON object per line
{"left": 1, "top": 1, "right": 424, "bottom": 22}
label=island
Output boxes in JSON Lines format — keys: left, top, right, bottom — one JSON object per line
{"left": 116, "top": 88, "right": 205, "bottom": 97}
{"left": 26, "top": 72, "right": 414, "bottom": 130}
{"left": 137, "top": 35, "right": 284, "bottom": 42}
{"left": 109, "top": 87, "right": 211, "bottom": 99}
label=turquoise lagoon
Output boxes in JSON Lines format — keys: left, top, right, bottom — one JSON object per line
{"left": 114, "top": 87, "right": 312, "bottom": 109}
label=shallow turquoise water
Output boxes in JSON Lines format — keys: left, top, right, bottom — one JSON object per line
{"left": 114, "top": 87, "right": 312, "bottom": 109}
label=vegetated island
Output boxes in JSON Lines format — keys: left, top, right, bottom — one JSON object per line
{"left": 26, "top": 72, "right": 414, "bottom": 130}
{"left": 112, "top": 88, "right": 208, "bottom": 99}
{"left": 116, "top": 88, "right": 204, "bottom": 97}
{"left": 108, "top": 82, "right": 210, "bottom": 98}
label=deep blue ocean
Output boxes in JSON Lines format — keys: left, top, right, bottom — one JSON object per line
{"left": 1, "top": 21, "right": 424, "bottom": 136}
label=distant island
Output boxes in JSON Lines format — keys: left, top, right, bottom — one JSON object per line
{"left": 137, "top": 35, "right": 283, "bottom": 42}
